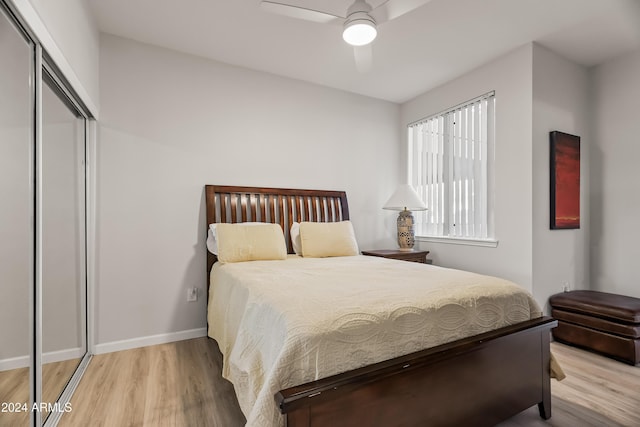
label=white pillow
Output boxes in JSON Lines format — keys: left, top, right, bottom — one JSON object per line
{"left": 206, "top": 228, "right": 217, "bottom": 254}
{"left": 207, "top": 222, "right": 264, "bottom": 255}
{"left": 299, "top": 221, "right": 359, "bottom": 258}
{"left": 216, "top": 223, "right": 287, "bottom": 263}
{"left": 290, "top": 222, "right": 301, "bottom": 255}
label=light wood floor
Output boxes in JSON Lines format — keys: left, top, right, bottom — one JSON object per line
{"left": 49, "top": 338, "right": 639, "bottom": 427}
{"left": 498, "top": 342, "right": 640, "bottom": 427}
{"left": 58, "top": 337, "right": 244, "bottom": 427}
{"left": 0, "top": 358, "right": 81, "bottom": 427}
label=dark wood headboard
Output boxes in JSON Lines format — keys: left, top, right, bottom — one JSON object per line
{"left": 205, "top": 185, "right": 349, "bottom": 279}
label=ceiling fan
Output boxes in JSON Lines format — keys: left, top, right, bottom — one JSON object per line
{"left": 260, "top": 0, "right": 432, "bottom": 72}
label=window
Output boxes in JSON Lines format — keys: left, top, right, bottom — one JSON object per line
{"left": 408, "top": 92, "right": 495, "bottom": 243}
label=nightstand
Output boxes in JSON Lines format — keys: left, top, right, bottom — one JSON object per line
{"left": 361, "top": 249, "right": 430, "bottom": 264}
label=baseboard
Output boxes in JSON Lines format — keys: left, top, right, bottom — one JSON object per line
{"left": 0, "top": 347, "right": 84, "bottom": 372}
{"left": 1, "top": 329, "right": 208, "bottom": 369}
{"left": 93, "top": 327, "right": 207, "bottom": 355}
{"left": 43, "top": 347, "right": 85, "bottom": 364}
{"left": 0, "top": 355, "right": 29, "bottom": 371}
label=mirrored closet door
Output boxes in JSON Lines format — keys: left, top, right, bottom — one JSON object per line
{"left": 0, "top": 6, "right": 34, "bottom": 427}
{"left": 40, "top": 71, "right": 88, "bottom": 425}
{"left": 0, "top": 2, "right": 92, "bottom": 426}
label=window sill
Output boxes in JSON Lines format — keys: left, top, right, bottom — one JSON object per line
{"left": 416, "top": 235, "right": 498, "bottom": 248}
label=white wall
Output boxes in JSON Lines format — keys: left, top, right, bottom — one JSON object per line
{"left": 532, "top": 44, "right": 590, "bottom": 313}
{"left": 400, "top": 44, "right": 535, "bottom": 292}
{"left": 590, "top": 48, "right": 640, "bottom": 298}
{"left": 95, "top": 34, "right": 400, "bottom": 350}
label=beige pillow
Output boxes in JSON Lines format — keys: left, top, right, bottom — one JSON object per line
{"left": 216, "top": 223, "right": 287, "bottom": 263}
{"left": 299, "top": 221, "right": 359, "bottom": 258}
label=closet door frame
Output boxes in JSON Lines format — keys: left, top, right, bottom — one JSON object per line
{"left": 1, "top": 2, "right": 95, "bottom": 426}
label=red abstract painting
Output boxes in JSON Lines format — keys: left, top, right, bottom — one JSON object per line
{"left": 550, "top": 131, "right": 580, "bottom": 229}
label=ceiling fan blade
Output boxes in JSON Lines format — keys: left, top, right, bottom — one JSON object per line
{"left": 260, "top": 1, "right": 342, "bottom": 24}
{"left": 353, "top": 44, "right": 373, "bottom": 73}
{"left": 370, "top": 0, "right": 433, "bottom": 23}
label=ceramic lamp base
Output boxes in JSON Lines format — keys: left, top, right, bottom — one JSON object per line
{"left": 396, "top": 209, "right": 415, "bottom": 251}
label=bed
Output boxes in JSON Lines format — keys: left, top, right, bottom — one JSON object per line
{"left": 205, "top": 185, "right": 558, "bottom": 427}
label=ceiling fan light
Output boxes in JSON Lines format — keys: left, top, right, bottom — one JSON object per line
{"left": 343, "top": 16, "right": 377, "bottom": 46}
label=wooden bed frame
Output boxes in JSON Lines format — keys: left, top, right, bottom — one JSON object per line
{"left": 205, "top": 185, "right": 557, "bottom": 427}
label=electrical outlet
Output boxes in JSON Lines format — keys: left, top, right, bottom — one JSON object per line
{"left": 562, "top": 281, "right": 571, "bottom": 293}
{"left": 187, "top": 287, "right": 198, "bottom": 302}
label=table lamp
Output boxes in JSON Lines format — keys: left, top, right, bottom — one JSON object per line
{"left": 383, "top": 184, "right": 427, "bottom": 251}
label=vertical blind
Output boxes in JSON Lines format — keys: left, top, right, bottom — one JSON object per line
{"left": 408, "top": 92, "right": 495, "bottom": 239}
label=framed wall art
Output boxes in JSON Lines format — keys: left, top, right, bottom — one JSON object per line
{"left": 550, "top": 131, "right": 580, "bottom": 229}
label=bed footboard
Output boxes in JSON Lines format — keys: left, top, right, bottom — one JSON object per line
{"left": 276, "top": 317, "right": 557, "bottom": 427}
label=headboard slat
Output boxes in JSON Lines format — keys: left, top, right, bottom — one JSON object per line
{"left": 250, "top": 194, "right": 258, "bottom": 221}
{"left": 315, "top": 197, "right": 320, "bottom": 221}
{"left": 241, "top": 194, "right": 248, "bottom": 222}
{"left": 233, "top": 194, "right": 240, "bottom": 223}
{"left": 290, "top": 196, "right": 297, "bottom": 222}
{"left": 306, "top": 197, "right": 313, "bottom": 222}
{"left": 287, "top": 196, "right": 294, "bottom": 226}
{"left": 268, "top": 195, "right": 275, "bottom": 223}
{"left": 220, "top": 194, "right": 227, "bottom": 223}
{"left": 318, "top": 197, "right": 324, "bottom": 222}
{"left": 278, "top": 195, "right": 286, "bottom": 235}
{"left": 260, "top": 195, "right": 266, "bottom": 222}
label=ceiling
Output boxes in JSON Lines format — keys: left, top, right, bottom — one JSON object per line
{"left": 87, "top": 0, "right": 640, "bottom": 103}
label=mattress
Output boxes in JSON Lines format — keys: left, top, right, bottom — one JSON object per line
{"left": 207, "top": 255, "right": 542, "bottom": 427}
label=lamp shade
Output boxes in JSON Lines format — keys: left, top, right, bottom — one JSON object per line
{"left": 382, "top": 184, "right": 426, "bottom": 211}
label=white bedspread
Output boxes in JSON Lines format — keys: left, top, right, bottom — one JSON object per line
{"left": 207, "top": 255, "right": 542, "bottom": 427}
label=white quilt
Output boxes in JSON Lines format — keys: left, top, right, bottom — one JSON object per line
{"left": 207, "top": 255, "right": 542, "bottom": 427}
